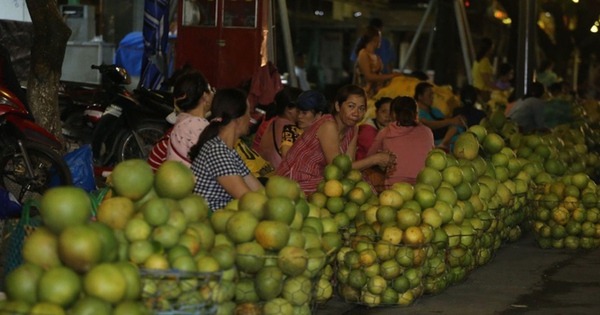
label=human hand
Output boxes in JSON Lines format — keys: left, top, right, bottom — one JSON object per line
{"left": 375, "top": 150, "right": 395, "bottom": 168}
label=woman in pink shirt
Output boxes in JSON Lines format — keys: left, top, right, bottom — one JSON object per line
{"left": 167, "top": 71, "right": 215, "bottom": 167}
{"left": 367, "top": 96, "right": 434, "bottom": 187}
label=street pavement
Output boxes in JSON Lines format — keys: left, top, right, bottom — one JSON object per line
{"left": 316, "top": 232, "right": 600, "bottom": 315}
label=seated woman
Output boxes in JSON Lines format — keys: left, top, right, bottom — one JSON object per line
{"left": 453, "top": 85, "right": 487, "bottom": 127}
{"left": 414, "top": 82, "right": 464, "bottom": 150}
{"left": 367, "top": 96, "right": 434, "bottom": 186}
{"left": 354, "top": 26, "right": 402, "bottom": 99}
{"left": 256, "top": 87, "right": 301, "bottom": 168}
{"left": 280, "top": 90, "right": 328, "bottom": 157}
{"left": 252, "top": 86, "right": 301, "bottom": 152}
{"left": 189, "top": 89, "right": 263, "bottom": 211}
{"left": 147, "top": 70, "right": 213, "bottom": 171}
{"left": 275, "top": 84, "right": 393, "bottom": 194}
{"left": 356, "top": 97, "right": 392, "bottom": 160}
{"left": 167, "top": 71, "right": 215, "bottom": 166}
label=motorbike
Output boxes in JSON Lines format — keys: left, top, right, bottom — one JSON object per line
{"left": 0, "top": 84, "right": 73, "bottom": 203}
{"left": 86, "top": 64, "right": 174, "bottom": 166}
{"left": 59, "top": 81, "right": 106, "bottom": 148}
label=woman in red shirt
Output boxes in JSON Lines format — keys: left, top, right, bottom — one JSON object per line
{"left": 275, "top": 84, "right": 393, "bottom": 194}
{"left": 367, "top": 96, "right": 434, "bottom": 187}
{"left": 356, "top": 97, "right": 392, "bottom": 160}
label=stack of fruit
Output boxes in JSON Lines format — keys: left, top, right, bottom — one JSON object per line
{"left": 218, "top": 175, "right": 340, "bottom": 315}
{"left": 308, "top": 154, "right": 377, "bottom": 231}
{"left": 1, "top": 185, "right": 148, "bottom": 315}
{"left": 530, "top": 173, "right": 600, "bottom": 250}
{"left": 334, "top": 180, "right": 431, "bottom": 306}
{"left": 99, "top": 159, "right": 235, "bottom": 314}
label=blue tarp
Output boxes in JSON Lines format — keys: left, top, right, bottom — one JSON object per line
{"left": 140, "top": 0, "right": 170, "bottom": 90}
{"left": 114, "top": 31, "right": 144, "bottom": 77}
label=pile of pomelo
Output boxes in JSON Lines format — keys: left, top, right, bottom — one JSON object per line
{"left": 530, "top": 173, "right": 600, "bottom": 249}
{"left": 1, "top": 185, "right": 149, "bottom": 315}
{"left": 307, "top": 154, "right": 377, "bottom": 231}
{"left": 215, "top": 174, "right": 341, "bottom": 315}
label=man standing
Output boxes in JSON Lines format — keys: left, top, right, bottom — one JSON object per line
{"left": 350, "top": 18, "right": 395, "bottom": 74}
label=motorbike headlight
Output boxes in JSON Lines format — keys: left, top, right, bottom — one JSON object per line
{"left": 116, "top": 67, "right": 132, "bottom": 85}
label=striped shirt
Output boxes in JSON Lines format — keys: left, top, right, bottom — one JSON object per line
{"left": 275, "top": 114, "right": 355, "bottom": 194}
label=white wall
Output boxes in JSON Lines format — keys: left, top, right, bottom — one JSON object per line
{"left": 0, "top": 0, "right": 32, "bottom": 22}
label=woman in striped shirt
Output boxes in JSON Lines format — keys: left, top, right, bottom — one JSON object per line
{"left": 275, "top": 84, "right": 393, "bottom": 194}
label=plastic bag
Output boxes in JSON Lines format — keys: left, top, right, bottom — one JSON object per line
{"left": 0, "top": 187, "right": 21, "bottom": 219}
{"left": 63, "top": 145, "right": 96, "bottom": 192}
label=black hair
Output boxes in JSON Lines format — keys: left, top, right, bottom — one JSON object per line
{"left": 332, "top": 84, "right": 366, "bottom": 116}
{"left": 548, "top": 82, "right": 564, "bottom": 95}
{"left": 460, "top": 85, "right": 479, "bottom": 108}
{"left": 369, "top": 18, "right": 383, "bottom": 29}
{"left": 414, "top": 82, "right": 434, "bottom": 100}
{"left": 375, "top": 97, "right": 393, "bottom": 111}
{"left": 525, "top": 82, "right": 545, "bottom": 99}
{"left": 392, "top": 96, "right": 418, "bottom": 127}
{"left": 268, "top": 86, "right": 302, "bottom": 120}
{"left": 355, "top": 26, "right": 380, "bottom": 57}
{"left": 173, "top": 71, "right": 210, "bottom": 112}
{"left": 189, "top": 88, "right": 248, "bottom": 160}
{"left": 476, "top": 38, "right": 493, "bottom": 62}
{"left": 410, "top": 70, "right": 429, "bottom": 81}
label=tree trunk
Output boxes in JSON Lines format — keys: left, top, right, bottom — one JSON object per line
{"left": 25, "top": 0, "right": 71, "bottom": 149}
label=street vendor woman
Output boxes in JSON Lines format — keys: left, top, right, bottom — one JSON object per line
{"left": 275, "top": 84, "right": 393, "bottom": 194}
{"left": 189, "top": 88, "right": 263, "bottom": 211}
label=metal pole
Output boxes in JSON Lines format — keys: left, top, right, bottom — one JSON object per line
{"left": 267, "top": 0, "right": 275, "bottom": 63}
{"left": 516, "top": 0, "right": 537, "bottom": 98}
{"left": 454, "top": 0, "right": 472, "bottom": 84}
{"left": 277, "top": 0, "right": 297, "bottom": 87}
{"left": 400, "top": 0, "right": 436, "bottom": 71}
{"left": 422, "top": 3, "right": 438, "bottom": 71}
{"left": 456, "top": 0, "right": 475, "bottom": 62}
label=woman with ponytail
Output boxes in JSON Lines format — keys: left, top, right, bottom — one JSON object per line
{"left": 166, "top": 70, "right": 215, "bottom": 166}
{"left": 366, "top": 96, "right": 434, "bottom": 186}
{"left": 189, "top": 88, "right": 263, "bottom": 211}
{"left": 353, "top": 26, "right": 402, "bottom": 98}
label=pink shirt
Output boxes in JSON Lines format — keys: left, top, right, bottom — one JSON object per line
{"left": 166, "top": 113, "right": 209, "bottom": 167}
{"left": 367, "top": 122, "right": 434, "bottom": 187}
{"left": 276, "top": 115, "right": 355, "bottom": 194}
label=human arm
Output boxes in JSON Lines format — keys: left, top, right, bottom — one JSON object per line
{"left": 420, "top": 114, "right": 464, "bottom": 130}
{"left": 357, "top": 50, "right": 401, "bottom": 83}
{"left": 217, "top": 175, "right": 254, "bottom": 199}
{"left": 348, "top": 126, "right": 392, "bottom": 171}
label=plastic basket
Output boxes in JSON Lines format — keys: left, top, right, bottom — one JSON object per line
{"left": 334, "top": 234, "right": 429, "bottom": 307}
{"left": 3, "top": 199, "right": 41, "bottom": 279}
{"left": 234, "top": 249, "right": 333, "bottom": 315}
{"left": 140, "top": 268, "right": 223, "bottom": 315}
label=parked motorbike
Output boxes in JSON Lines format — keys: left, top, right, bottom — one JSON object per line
{"left": 0, "top": 83, "right": 73, "bottom": 203}
{"left": 59, "top": 81, "right": 106, "bottom": 148}
{"left": 89, "top": 64, "right": 173, "bottom": 166}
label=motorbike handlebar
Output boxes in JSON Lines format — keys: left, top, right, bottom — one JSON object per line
{"left": 91, "top": 65, "right": 101, "bottom": 70}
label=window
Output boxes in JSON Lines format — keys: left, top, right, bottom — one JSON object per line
{"left": 223, "top": 0, "right": 256, "bottom": 28}
{"left": 183, "top": 0, "right": 217, "bottom": 27}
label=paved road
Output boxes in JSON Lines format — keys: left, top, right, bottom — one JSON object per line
{"left": 317, "top": 233, "right": 600, "bottom": 315}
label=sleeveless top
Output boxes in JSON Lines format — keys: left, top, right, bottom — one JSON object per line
{"left": 275, "top": 114, "right": 356, "bottom": 194}
{"left": 353, "top": 49, "right": 384, "bottom": 99}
